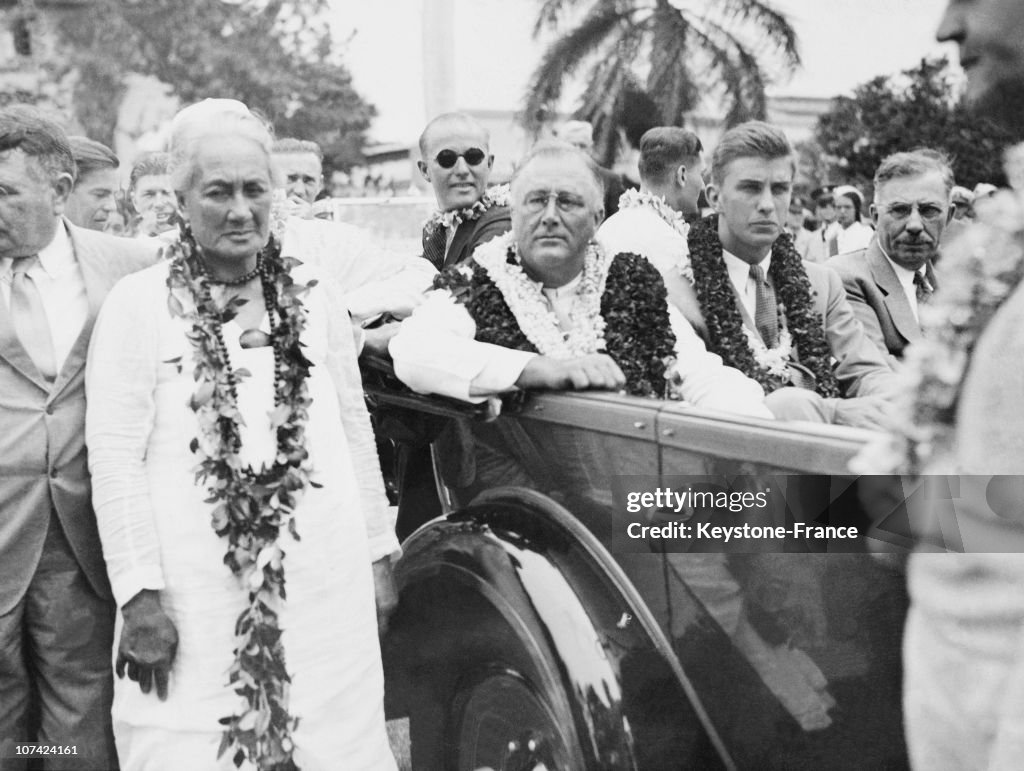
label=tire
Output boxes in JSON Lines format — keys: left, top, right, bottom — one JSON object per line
{"left": 400, "top": 581, "right": 589, "bottom": 771}
{"left": 450, "top": 667, "right": 578, "bottom": 771}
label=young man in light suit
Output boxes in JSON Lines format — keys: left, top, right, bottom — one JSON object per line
{"left": 0, "top": 105, "right": 156, "bottom": 770}
{"left": 678, "top": 121, "right": 898, "bottom": 428}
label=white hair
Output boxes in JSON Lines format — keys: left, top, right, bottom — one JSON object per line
{"left": 512, "top": 139, "right": 604, "bottom": 208}
{"left": 167, "top": 98, "right": 275, "bottom": 192}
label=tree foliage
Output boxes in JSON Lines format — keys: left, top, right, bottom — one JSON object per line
{"left": 815, "top": 57, "right": 1024, "bottom": 193}
{"left": 51, "top": 0, "right": 374, "bottom": 168}
{"left": 524, "top": 0, "right": 800, "bottom": 165}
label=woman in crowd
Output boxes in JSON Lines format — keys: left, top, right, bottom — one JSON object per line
{"left": 827, "top": 185, "right": 873, "bottom": 256}
{"left": 127, "top": 152, "right": 179, "bottom": 238}
{"left": 85, "top": 99, "right": 398, "bottom": 770}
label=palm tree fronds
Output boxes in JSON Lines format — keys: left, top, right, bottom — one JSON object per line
{"left": 525, "top": 0, "right": 799, "bottom": 145}
{"left": 695, "top": 15, "right": 775, "bottom": 122}
{"left": 579, "top": 64, "right": 633, "bottom": 163}
{"left": 686, "top": 22, "right": 760, "bottom": 126}
{"left": 523, "top": 4, "right": 634, "bottom": 130}
{"left": 712, "top": 0, "right": 801, "bottom": 69}
{"left": 533, "top": 0, "right": 583, "bottom": 37}
{"left": 730, "top": 46, "right": 768, "bottom": 124}
{"left": 648, "top": 4, "right": 698, "bottom": 122}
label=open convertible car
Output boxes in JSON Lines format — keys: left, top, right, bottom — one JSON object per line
{"left": 364, "top": 354, "right": 910, "bottom": 771}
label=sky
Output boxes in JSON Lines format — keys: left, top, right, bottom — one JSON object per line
{"left": 327, "top": 0, "right": 955, "bottom": 144}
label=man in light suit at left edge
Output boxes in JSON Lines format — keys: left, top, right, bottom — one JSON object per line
{"left": 0, "top": 105, "right": 156, "bottom": 770}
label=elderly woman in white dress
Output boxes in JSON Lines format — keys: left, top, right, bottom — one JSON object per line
{"left": 85, "top": 99, "right": 398, "bottom": 771}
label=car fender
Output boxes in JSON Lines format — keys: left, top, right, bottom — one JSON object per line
{"left": 384, "top": 486, "right": 734, "bottom": 770}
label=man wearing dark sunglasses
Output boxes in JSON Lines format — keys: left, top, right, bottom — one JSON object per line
{"left": 415, "top": 112, "right": 511, "bottom": 271}
{"left": 386, "top": 114, "right": 514, "bottom": 540}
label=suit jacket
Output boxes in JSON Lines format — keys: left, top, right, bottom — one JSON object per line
{"left": 683, "top": 253, "right": 896, "bottom": 400}
{"left": 0, "top": 222, "right": 157, "bottom": 615}
{"left": 423, "top": 204, "right": 512, "bottom": 271}
{"left": 827, "top": 239, "right": 936, "bottom": 362}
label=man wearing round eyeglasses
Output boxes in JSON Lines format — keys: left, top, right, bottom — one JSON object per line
{"left": 827, "top": 150, "right": 952, "bottom": 363}
{"left": 415, "top": 112, "right": 512, "bottom": 271}
{"left": 391, "top": 141, "right": 770, "bottom": 417}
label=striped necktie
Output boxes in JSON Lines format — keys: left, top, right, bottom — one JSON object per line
{"left": 9, "top": 255, "right": 57, "bottom": 381}
{"left": 750, "top": 263, "right": 779, "bottom": 348}
{"left": 913, "top": 270, "right": 933, "bottom": 305}
{"left": 422, "top": 225, "right": 448, "bottom": 271}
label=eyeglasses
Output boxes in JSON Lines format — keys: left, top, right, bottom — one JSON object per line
{"left": 883, "top": 202, "right": 946, "bottom": 222}
{"left": 434, "top": 148, "right": 487, "bottom": 169}
{"left": 521, "top": 191, "right": 588, "bottom": 214}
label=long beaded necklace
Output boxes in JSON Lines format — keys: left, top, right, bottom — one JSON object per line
{"left": 166, "top": 227, "right": 313, "bottom": 769}
{"left": 197, "top": 256, "right": 283, "bottom": 416}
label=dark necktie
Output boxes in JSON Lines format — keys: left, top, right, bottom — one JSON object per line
{"left": 422, "top": 225, "right": 447, "bottom": 271}
{"left": 9, "top": 255, "right": 57, "bottom": 381}
{"left": 913, "top": 270, "right": 933, "bottom": 306}
{"left": 750, "top": 263, "right": 779, "bottom": 348}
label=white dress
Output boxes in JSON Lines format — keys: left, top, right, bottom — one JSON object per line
{"left": 86, "top": 261, "right": 397, "bottom": 771}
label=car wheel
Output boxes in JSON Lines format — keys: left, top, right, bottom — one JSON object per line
{"left": 450, "top": 667, "right": 579, "bottom": 771}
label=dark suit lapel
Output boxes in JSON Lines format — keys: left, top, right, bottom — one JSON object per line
{"left": 867, "top": 243, "right": 921, "bottom": 344}
{"left": 0, "top": 284, "right": 50, "bottom": 390}
{"left": 443, "top": 220, "right": 475, "bottom": 269}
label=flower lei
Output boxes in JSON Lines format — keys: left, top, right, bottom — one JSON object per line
{"left": 618, "top": 188, "right": 694, "bottom": 284}
{"left": 743, "top": 325, "right": 794, "bottom": 380}
{"left": 433, "top": 234, "right": 676, "bottom": 397}
{"left": 471, "top": 231, "right": 609, "bottom": 357}
{"left": 423, "top": 183, "right": 511, "bottom": 237}
{"left": 687, "top": 214, "right": 840, "bottom": 398}
{"left": 852, "top": 190, "right": 1024, "bottom": 474}
{"left": 165, "top": 224, "right": 317, "bottom": 771}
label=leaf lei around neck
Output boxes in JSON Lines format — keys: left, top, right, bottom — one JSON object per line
{"left": 433, "top": 235, "right": 677, "bottom": 397}
{"left": 424, "top": 183, "right": 510, "bottom": 236}
{"left": 165, "top": 223, "right": 318, "bottom": 771}
{"left": 687, "top": 214, "right": 840, "bottom": 398}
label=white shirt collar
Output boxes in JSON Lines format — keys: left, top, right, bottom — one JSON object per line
{"left": 877, "top": 242, "right": 924, "bottom": 292}
{"left": 38, "top": 221, "right": 75, "bottom": 275}
{"left": 722, "top": 248, "right": 771, "bottom": 290}
{"left": 1, "top": 221, "right": 74, "bottom": 278}
{"left": 538, "top": 271, "right": 583, "bottom": 299}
